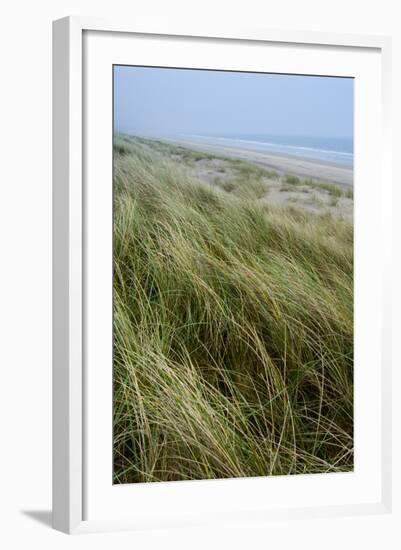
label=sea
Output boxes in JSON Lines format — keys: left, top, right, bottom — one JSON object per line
{"left": 184, "top": 134, "right": 354, "bottom": 168}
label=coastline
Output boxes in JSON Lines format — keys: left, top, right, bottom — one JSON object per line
{"left": 160, "top": 135, "right": 353, "bottom": 187}
{"left": 126, "top": 135, "right": 353, "bottom": 221}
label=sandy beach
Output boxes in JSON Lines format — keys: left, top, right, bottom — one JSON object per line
{"left": 162, "top": 136, "right": 353, "bottom": 187}
{"left": 132, "top": 136, "right": 354, "bottom": 221}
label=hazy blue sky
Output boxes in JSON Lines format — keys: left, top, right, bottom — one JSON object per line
{"left": 114, "top": 66, "right": 353, "bottom": 139}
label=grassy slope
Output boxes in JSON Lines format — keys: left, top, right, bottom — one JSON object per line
{"left": 113, "top": 136, "right": 353, "bottom": 483}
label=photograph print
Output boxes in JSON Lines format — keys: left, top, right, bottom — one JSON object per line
{"left": 113, "top": 66, "right": 354, "bottom": 484}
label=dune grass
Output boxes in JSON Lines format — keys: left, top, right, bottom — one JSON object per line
{"left": 285, "top": 174, "right": 301, "bottom": 186}
{"left": 285, "top": 174, "right": 348, "bottom": 199}
{"left": 113, "top": 136, "right": 353, "bottom": 484}
{"left": 306, "top": 179, "right": 344, "bottom": 198}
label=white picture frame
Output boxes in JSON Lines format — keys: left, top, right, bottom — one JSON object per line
{"left": 52, "top": 16, "right": 393, "bottom": 535}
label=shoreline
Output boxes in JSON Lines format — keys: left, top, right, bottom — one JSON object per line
{"left": 118, "top": 135, "right": 353, "bottom": 221}
{"left": 159, "top": 135, "right": 353, "bottom": 187}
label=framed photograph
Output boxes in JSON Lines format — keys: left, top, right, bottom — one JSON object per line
{"left": 52, "top": 17, "right": 392, "bottom": 534}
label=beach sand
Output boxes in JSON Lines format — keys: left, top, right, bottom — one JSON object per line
{"left": 163, "top": 136, "right": 353, "bottom": 187}
{"left": 134, "top": 136, "right": 354, "bottom": 221}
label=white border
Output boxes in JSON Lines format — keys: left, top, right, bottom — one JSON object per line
{"left": 52, "top": 17, "right": 392, "bottom": 534}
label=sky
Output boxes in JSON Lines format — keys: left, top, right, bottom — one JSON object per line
{"left": 114, "top": 65, "right": 353, "bottom": 139}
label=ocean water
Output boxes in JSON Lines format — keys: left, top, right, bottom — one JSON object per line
{"left": 186, "top": 134, "right": 354, "bottom": 168}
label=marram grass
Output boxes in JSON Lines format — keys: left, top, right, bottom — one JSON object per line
{"left": 113, "top": 136, "right": 353, "bottom": 483}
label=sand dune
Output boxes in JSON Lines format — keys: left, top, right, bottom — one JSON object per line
{"left": 162, "top": 136, "right": 353, "bottom": 187}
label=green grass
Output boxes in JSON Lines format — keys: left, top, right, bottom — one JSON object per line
{"left": 309, "top": 181, "right": 343, "bottom": 198}
{"left": 302, "top": 177, "right": 347, "bottom": 198}
{"left": 282, "top": 175, "right": 351, "bottom": 201}
{"left": 113, "top": 136, "right": 354, "bottom": 483}
{"left": 126, "top": 136, "right": 278, "bottom": 200}
{"left": 133, "top": 136, "right": 218, "bottom": 163}
{"left": 285, "top": 174, "right": 301, "bottom": 185}
{"left": 219, "top": 173, "right": 268, "bottom": 199}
